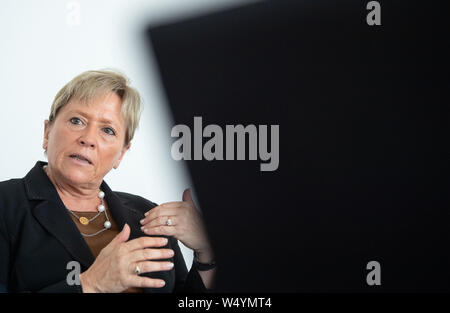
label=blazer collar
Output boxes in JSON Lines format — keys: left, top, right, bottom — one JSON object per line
{"left": 24, "top": 161, "right": 142, "bottom": 268}
{"left": 99, "top": 179, "right": 144, "bottom": 240}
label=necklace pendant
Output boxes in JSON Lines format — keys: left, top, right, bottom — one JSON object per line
{"left": 79, "top": 217, "right": 89, "bottom": 225}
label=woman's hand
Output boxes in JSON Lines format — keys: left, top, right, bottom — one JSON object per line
{"left": 140, "top": 189, "right": 214, "bottom": 262}
{"left": 79, "top": 224, "right": 174, "bottom": 293}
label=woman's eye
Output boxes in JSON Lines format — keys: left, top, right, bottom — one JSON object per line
{"left": 70, "top": 117, "right": 82, "bottom": 125}
{"left": 103, "top": 127, "right": 116, "bottom": 136}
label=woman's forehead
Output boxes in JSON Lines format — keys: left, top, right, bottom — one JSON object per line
{"left": 64, "top": 92, "right": 124, "bottom": 122}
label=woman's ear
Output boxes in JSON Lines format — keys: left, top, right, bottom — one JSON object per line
{"left": 113, "top": 143, "right": 131, "bottom": 169}
{"left": 43, "top": 120, "right": 51, "bottom": 150}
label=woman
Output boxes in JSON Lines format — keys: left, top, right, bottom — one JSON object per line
{"left": 0, "top": 70, "right": 216, "bottom": 293}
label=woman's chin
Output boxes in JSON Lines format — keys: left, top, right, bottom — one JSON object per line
{"left": 61, "top": 167, "right": 97, "bottom": 186}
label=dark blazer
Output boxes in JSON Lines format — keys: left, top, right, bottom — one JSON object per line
{"left": 0, "top": 161, "right": 206, "bottom": 293}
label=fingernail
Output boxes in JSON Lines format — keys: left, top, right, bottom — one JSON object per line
{"left": 165, "top": 263, "right": 174, "bottom": 269}
{"left": 168, "top": 249, "right": 174, "bottom": 257}
{"left": 140, "top": 219, "right": 144, "bottom": 224}
{"left": 158, "top": 280, "right": 165, "bottom": 287}
{"left": 145, "top": 212, "right": 149, "bottom": 216}
{"left": 141, "top": 227, "right": 146, "bottom": 232}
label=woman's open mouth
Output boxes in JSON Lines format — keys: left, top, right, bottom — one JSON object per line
{"left": 69, "top": 153, "right": 93, "bottom": 165}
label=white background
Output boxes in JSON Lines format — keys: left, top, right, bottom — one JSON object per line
{"left": 0, "top": 0, "right": 254, "bottom": 268}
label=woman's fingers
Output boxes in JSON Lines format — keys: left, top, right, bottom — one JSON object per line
{"left": 138, "top": 188, "right": 212, "bottom": 264}
{"left": 141, "top": 203, "right": 183, "bottom": 225}
{"left": 128, "top": 276, "right": 167, "bottom": 289}
{"left": 129, "top": 248, "right": 174, "bottom": 262}
{"left": 142, "top": 215, "right": 177, "bottom": 229}
{"left": 124, "top": 236, "right": 168, "bottom": 252}
{"left": 133, "top": 260, "right": 174, "bottom": 275}
{"left": 123, "top": 261, "right": 174, "bottom": 288}
{"left": 142, "top": 225, "right": 177, "bottom": 236}
{"left": 140, "top": 204, "right": 183, "bottom": 236}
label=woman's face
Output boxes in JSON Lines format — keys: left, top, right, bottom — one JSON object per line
{"left": 43, "top": 92, "right": 130, "bottom": 188}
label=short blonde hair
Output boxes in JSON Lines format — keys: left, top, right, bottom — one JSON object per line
{"left": 49, "top": 69, "right": 142, "bottom": 146}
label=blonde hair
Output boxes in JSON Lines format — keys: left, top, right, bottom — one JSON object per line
{"left": 49, "top": 69, "right": 142, "bottom": 146}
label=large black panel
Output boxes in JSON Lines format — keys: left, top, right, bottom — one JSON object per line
{"left": 146, "top": 0, "right": 450, "bottom": 291}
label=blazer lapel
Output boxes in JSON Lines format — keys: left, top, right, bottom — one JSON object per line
{"left": 101, "top": 181, "right": 144, "bottom": 240}
{"left": 24, "top": 161, "right": 144, "bottom": 269}
{"left": 25, "top": 161, "right": 95, "bottom": 268}
{"left": 32, "top": 199, "right": 95, "bottom": 269}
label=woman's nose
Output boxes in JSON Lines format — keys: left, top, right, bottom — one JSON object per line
{"left": 79, "top": 138, "right": 95, "bottom": 148}
{"left": 79, "top": 128, "right": 97, "bottom": 148}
